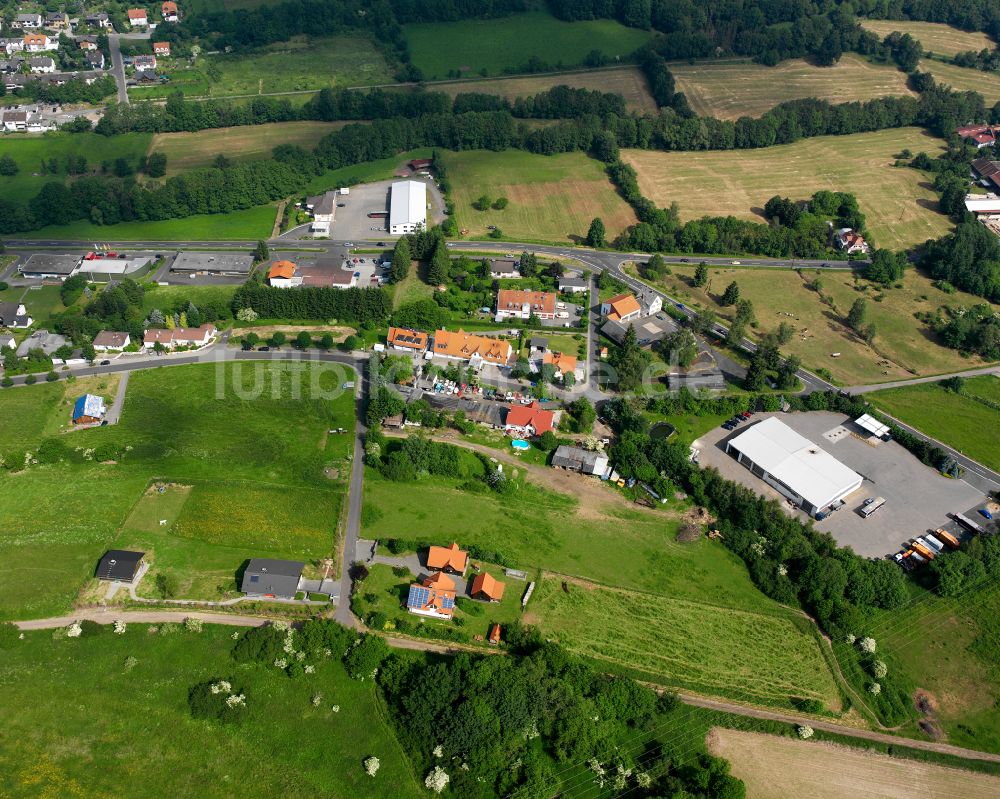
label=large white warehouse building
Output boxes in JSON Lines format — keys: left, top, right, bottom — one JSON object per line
{"left": 725, "top": 416, "right": 863, "bottom": 517}
{"left": 389, "top": 180, "right": 427, "bottom": 235}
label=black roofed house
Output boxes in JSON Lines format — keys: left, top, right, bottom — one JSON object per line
{"left": 489, "top": 258, "right": 520, "bottom": 279}
{"left": 241, "top": 558, "right": 304, "bottom": 599}
{"left": 96, "top": 550, "right": 145, "bottom": 582}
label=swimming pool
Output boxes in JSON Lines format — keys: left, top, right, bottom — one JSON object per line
{"left": 511, "top": 439, "right": 530, "bottom": 450}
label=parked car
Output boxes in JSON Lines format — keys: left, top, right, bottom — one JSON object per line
{"left": 740, "top": 411, "right": 752, "bottom": 419}
{"left": 99, "top": 359, "right": 111, "bottom": 366}
{"left": 258, "top": 346, "right": 270, "bottom": 352}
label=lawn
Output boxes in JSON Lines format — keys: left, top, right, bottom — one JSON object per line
{"left": 10, "top": 204, "right": 277, "bottom": 241}
{"left": 918, "top": 58, "right": 1000, "bottom": 105}
{"left": 404, "top": 11, "right": 656, "bottom": 80}
{"left": 871, "top": 376, "right": 1000, "bottom": 471}
{"left": 150, "top": 121, "right": 350, "bottom": 176}
{"left": 139, "top": 283, "right": 240, "bottom": 318}
{"left": 432, "top": 66, "right": 657, "bottom": 114}
{"left": 303, "top": 148, "right": 433, "bottom": 196}
{"left": 0, "top": 132, "right": 151, "bottom": 201}
{"left": 860, "top": 19, "right": 995, "bottom": 57}
{"left": 622, "top": 127, "right": 951, "bottom": 251}
{"left": 628, "top": 264, "right": 999, "bottom": 385}
{"left": 128, "top": 63, "right": 212, "bottom": 100}
{"left": 441, "top": 149, "right": 637, "bottom": 244}
{"left": 0, "top": 626, "right": 421, "bottom": 798}
{"left": 0, "top": 362, "right": 356, "bottom": 618}
{"left": 391, "top": 268, "right": 433, "bottom": 309}
{"left": 529, "top": 576, "right": 841, "bottom": 709}
{"left": 670, "top": 54, "right": 915, "bottom": 120}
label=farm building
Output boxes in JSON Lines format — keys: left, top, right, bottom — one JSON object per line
{"left": 408, "top": 158, "right": 432, "bottom": 171}
{"left": 389, "top": 180, "right": 427, "bottom": 235}
{"left": 471, "top": 572, "right": 505, "bottom": 602}
{"left": 725, "top": 417, "right": 863, "bottom": 517}
{"left": 93, "top": 331, "right": 131, "bottom": 351}
{"left": 964, "top": 194, "right": 1000, "bottom": 216}
{"left": 971, "top": 158, "right": 1000, "bottom": 191}
{"left": 957, "top": 124, "right": 999, "bottom": 148}
{"left": 432, "top": 329, "right": 513, "bottom": 368}
{"left": 601, "top": 293, "right": 641, "bottom": 323}
{"left": 504, "top": 401, "right": 555, "bottom": 437}
{"left": 551, "top": 445, "right": 609, "bottom": 476}
{"left": 406, "top": 572, "right": 456, "bottom": 619}
{"left": 72, "top": 394, "right": 107, "bottom": 424}
{"left": 426, "top": 542, "right": 468, "bottom": 575}
{"left": 170, "top": 251, "right": 255, "bottom": 276}
{"left": 96, "top": 550, "right": 145, "bottom": 582}
{"left": 495, "top": 289, "right": 558, "bottom": 321}
{"left": 488, "top": 623, "right": 502, "bottom": 644}
{"left": 387, "top": 326, "right": 428, "bottom": 353}
{"left": 240, "top": 558, "right": 304, "bottom": 599}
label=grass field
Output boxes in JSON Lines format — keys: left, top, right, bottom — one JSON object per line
{"left": 622, "top": 127, "right": 951, "bottom": 251}
{"left": 0, "top": 626, "right": 421, "bottom": 798}
{"left": 303, "top": 148, "right": 432, "bottom": 196}
{"left": 139, "top": 283, "right": 239, "bottom": 318}
{"left": 629, "top": 264, "right": 999, "bottom": 385}
{"left": 919, "top": 59, "right": 1000, "bottom": 105}
{"left": 860, "top": 19, "right": 996, "bottom": 57}
{"left": 390, "top": 269, "right": 433, "bottom": 309}
{"left": 0, "top": 132, "right": 151, "bottom": 201}
{"left": 670, "top": 54, "right": 915, "bottom": 120}
{"left": 441, "top": 149, "right": 637, "bottom": 244}
{"left": 0, "top": 362, "right": 356, "bottom": 618}
{"left": 708, "top": 728, "right": 1000, "bottom": 798}
{"left": 871, "top": 376, "right": 1000, "bottom": 471}
{"left": 530, "top": 577, "right": 840, "bottom": 708}
{"left": 433, "top": 66, "right": 657, "bottom": 114}
{"left": 11, "top": 204, "right": 277, "bottom": 241}
{"left": 404, "top": 11, "right": 655, "bottom": 80}
{"left": 150, "top": 121, "right": 349, "bottom": 176}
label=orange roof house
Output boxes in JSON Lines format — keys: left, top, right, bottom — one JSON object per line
{"left": 602, "top": 293, "right": 641, "bottom": 323}
{"left": 153, "top": 41, "right": 171, "bottom": 55}
{"left": 488, "top": 623, "right": 502, "bottom": 644}
{"left": 504, "top": 401, "right": 554, "bottom": 437}
{"left": 471, "top": 572, "right": 505, "bottom": 602}
{"left": 267, "top": 260, "right": 297, "bottom": 284}
{"left": 543, "top": 351, "right": 577, "bottom": 379}
{"left": 433, "top": 329, "right": 512, "bottom": 367}
{"left": 406, "top": 572, "right": 456, "bottom": 619}
{"left": 387, "top": 326, "right": 429, "bottom": 352}
{"left": 496, "top": 289, "right": 557, "bottom": 320}
{"left": 162, "top": 0, "right": 179, "bottom": 17}
{"left": 127, "top": 8, "right": 148, "bottom": 23}
{"left": 426, "top": 542, "right": 468, "bottom": 575}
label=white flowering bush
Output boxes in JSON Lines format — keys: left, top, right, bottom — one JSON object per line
{"left": 304, "top": 664, "right": 315, "bottom": 674}
{"left": 236, "top": 307, "right": 258, "bottom": 322}
{"left": 331, "top": 704, "right": 340, "bottom": 713}
{"left": 311, "top": 693, "right": 323, "bottom": 707}
{"left": 869, "top": 682, "right": 882, "bottom": 695}
{"left": 522, "top": 721, "right": 540, "bottom": 741}
{"left": 231, "top": 631, "right": 240, "bottom": 640}
{"left": 189, "top": 678, "right": 247, "bottom": 722}
{"left": 225, "top": 693, "right": 247, "bottom": 708}
{"left": 425, "top": 766, "right": 450, "bottom": 793}
{"left": 184, "top": 617, "right": 203, "bottom": 633}
{"left": 844, "top": 633, "right": 857, "bottom": 645}
{"left": 113, "top": 620, "right": 127, "bottom": 635}
{"left": 777, "top": 563, "right": 788, "bottom": 576}
{"left": 859, "top": 636, "right": 876, "bottom": 654}
{"left": 274, "top": 658, "right": 288, "bottom": 670}
{"left": 636, "top": 772, "right": 652, "bottom": 788}
{"left": 210, "top": 680, "right": 232, "bottom": 695}
{"left": 872, "top": 660, "right": 888, "bottom": 679}
{"left": 364, "top": 756, "right": 380, "bottom": 777}
{"left": 124, "top": 655, "right": 139, "bottom": 672}
{"left": 797, "top": 725, "right": 814, "bottom": 739}
{"left": 66, "top": 621, "right": 82, "bottom": 638}
{"left": 432, "top": 745, "right": 443, "bottom": 758}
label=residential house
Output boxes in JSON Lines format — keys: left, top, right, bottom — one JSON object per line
{"left": 96, "top": 549, "right": 145, "bottom": 582}
{"left": 834, "top": 228, "right": 869, "bottom": 255}
{"left": 426, "top": 542, "right": 468, "bottom": 575}
{"left": 957, "top": 124, "right": 999, "bottom": 148}
{"left": 84, "top": 12, "right": 111, "bottom": 28}
{"left": 601, "top": 315, "right": 677, "bottom": 348}
{"left": 529, "top": 336, "right": 548, "bottom": 354}
{"left": 85, "top": 50, "right": 104, "bottom": 69}
{"left": 142, "top": 323, "right": 216, "bottom": 349}
{"left": 601, "top": 293, "right": 641, "bottom": 323}
{"left": 309, "top": 191, "right": 336, "bottom": 234}
{"left": 640, "top": 293, "right": 663, "bottom": 316}
{"left": 12, "top": 13, "right": 42, "bottom": 29}
{"left": 16, "top": 329, "right": 66, "bottom": 357}
{"left": 1, "top": 38, "right": 25, "bottom": 55}
{"left": 153, "top": 41, "right": 170, "bottom": 56}
{"left": 93, "top": 331, "right": 131, "bottom": 351}
{"left": 72, "top": 393, "right": 107, "bottom": 424}
{"left": 552, "top": 445, "right": 609, "bottom": 476}
{"left": 0, "top": 333, "right": 15, "bottom": 350}
{"left": 267, "top": 260, "right": 299, "bottom": 288}
{"left": 29, "top": 56, "right": 55, "bottom": 73}
{"left": 432, "top": 329, "right": 513, "bottom": 369}
{"left": 133, "top": 53, "right": 157, "bottom": 70}
{"left": 406, "top": 572, "right": 456, "bottom": 619}
{"left": 495, "top": 289, "right": 557, "bottom": 321}
{"left": 387, "top": 326, "right": 429, "bottom": 353}
{"left": 127, "top": 8, "right": 149, "bottom": 26}
{"left": 0, "top": 301, "right": 33, "bottom": 328}
{"left": 504, "top": 400, "right": 555, "bottom": 437}
{"left": 489, "top": 258, "right": 520, "bottom": 279}
{"left": 23, "top": 33, "right": 55, "bottom": 52}
{"left": 470, "top": 571, "right": 505, "bottom": 602}
{"left": 44, "top": 12, "right": 70, "bottom": 30}
{"left": 240, "top": 558, "right": 304, "bottom": 599}
{"left": 77, "top": 36, "right": 98, "bottom": 50}
{"left": 326, "top": 269, "right": 357, "bottom": 289}
{"left": 558, "top": 276, "right": 588, "bottom": 294}
{"left": 542, "top": 350, "right": 578, "bottom": 381}
{"left": 161, "top": 1, "right": 179, "bottom": 21}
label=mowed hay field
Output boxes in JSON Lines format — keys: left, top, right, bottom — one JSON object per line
{"left": 671, "top": 54, "right": 915, "bottom": 120}
{"left": 919, "top": 59, "right": 1000, "bottom": 105}
{"left": 707, "top": 728, "right": 1000, "bottom": 799}
{"left": 632, "top": 264, "right": 999, "bottom": 384}
{"left": 530, "top": 577, "right": 841, "bottom": 708}
{"left": 435, "top": 66, "right": 657, "bottom": 114}
{"left": 150, "top": 121, "right": 350, "bottom": 175}
{"left": 622, "top": 127, "right": 951, "bottom": 251}
{"left": 861, "top": 19, "right": 995, "bottom": 57}
{"left": 441, "top": 149, "right": 637, "bottom": 243}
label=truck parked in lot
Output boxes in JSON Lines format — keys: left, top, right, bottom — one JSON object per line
{"left": 911, "top": 538, "right": 936, "bottom": 560}
{"left": 936, "top": 529, "right": 961, "bottom": 549}
{"left": 859, "top": 497, "right": 886, "bottom": 518}
{"left": 953, "top": 512, "right": 986, "bottom": 534}
{"left": 924, "top": 534, "right": 945, "bottom": 554}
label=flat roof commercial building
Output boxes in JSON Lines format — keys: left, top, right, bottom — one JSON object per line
{"left": 725, "top": 416, "right": 863, "bottom": 517}
{"left": 389, "top": 180, "right": 426, "bottom": 235}
{"left": 20, "top": 253, "right": 79, "bottom": 279}
{"left": 171, "top": 251, "right": 255, "bottom": 276}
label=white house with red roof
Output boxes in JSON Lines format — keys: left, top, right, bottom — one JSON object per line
{"left": 834, "top": 228, "right": 870, "bottom": 255}
{"left": 504, "top": 401, "right": 555, "bottom": 437}
{"left": 127, "top": 8, "right": 149, "bottom": 26}
{"left": 143, "top": 323, "right": 216, "bottom": 350}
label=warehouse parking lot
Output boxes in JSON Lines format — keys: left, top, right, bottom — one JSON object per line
{"left": 695, "top": 410, "right": 985, "bottom": 558}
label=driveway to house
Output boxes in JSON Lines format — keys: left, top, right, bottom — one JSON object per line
{"left": 104, "top": 370, "right": 130, "bottom": 424}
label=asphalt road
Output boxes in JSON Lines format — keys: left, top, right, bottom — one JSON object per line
{"left": 107, "top": 34, "right": 128, "bottom": 104}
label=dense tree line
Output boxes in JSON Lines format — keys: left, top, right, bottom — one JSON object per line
{"left": 919, "top": 220, "right": 1000, "bottom": 301}
{"left": 932, "top": 303, "right": 1000, "bottom": 359}
{"left": 14, "top": 75, "right": 117, "bottom": 106}
{"left": 230, "top": 283, "right": 391, "bottom": 326}
{"left": 858, "top": 0, "right": 1000, "bottom": 42}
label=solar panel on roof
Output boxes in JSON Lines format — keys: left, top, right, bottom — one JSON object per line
{"left": 441, "top": 597, "right": 455, "bottom": 608}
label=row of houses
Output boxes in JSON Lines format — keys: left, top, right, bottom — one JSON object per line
{"left": 406, "top": 542, "right": 506, "bottom": 621}
{"left": 2, "top": 68, "right": 104, "bottom": 93}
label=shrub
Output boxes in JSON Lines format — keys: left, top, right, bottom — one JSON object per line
{"left": 24, "top": 374, "right": 36, "bottom": 385}
{"left": 155, "top": 571, "right": 178, "bottom": 599}
{"left": 46, "top": 371, "right": 59, "bottom": 382}
{"left": 364, "top": 755, "right": 381, "bottom": 776}
{"left": 344, "top": 634, "right": 389, "bottom": 680}
{"left": 188, "top": 679, "right": 247, "bottom": 723}
{"left": 797, "top": 725, "right": 814, "bottom": 739}
{"left": 231, "top": 624, "right": 285, "bottom": 664}
{"left": 367, "top": 611, "right": 388, "bottom": 630}
{"left": 0, "top": 621, "right": 21, "bottom": 648}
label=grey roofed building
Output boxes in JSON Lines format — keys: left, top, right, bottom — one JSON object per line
{"left": 312, "top": 193, "right": 336, "bottom": 217}
{"left": 170, "top": 251, "right": 255, "bottom": 275}
{"left": 601, "top": 315, "right": 677, "bottom": 348}
{"left": 0, "top": 333, "right": 14, "bottom": 349}
{"left": 96, "top": 549, "right": 145, "bottom": 582}
{"left": 528, "top": 336, "right": 548, "bottom": 352}
{"left": 21, "top": 253, "right": 80, "bottom": 278}
{"left": 241, "top": 558, "right": 304, "bottom": 599}
{"left": 667, "top": 369, "right": 726, "bottom": 392}
{"left": 489, "top": 258, "right": 519, "bottom": 276}
{"left": 85, "top": 51, "right": 104, "bottom": 68}
{"left": 551, "top": 445, "right": 609, "bottom": 476}
{"left": 0, "top": 301, "right": 32, "bottom": 329}
{"left": 558, "top": 276, "right": 588, "bottom": 292}
{"left": 16, "top": 329, "right": 68, "bottom": 357}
